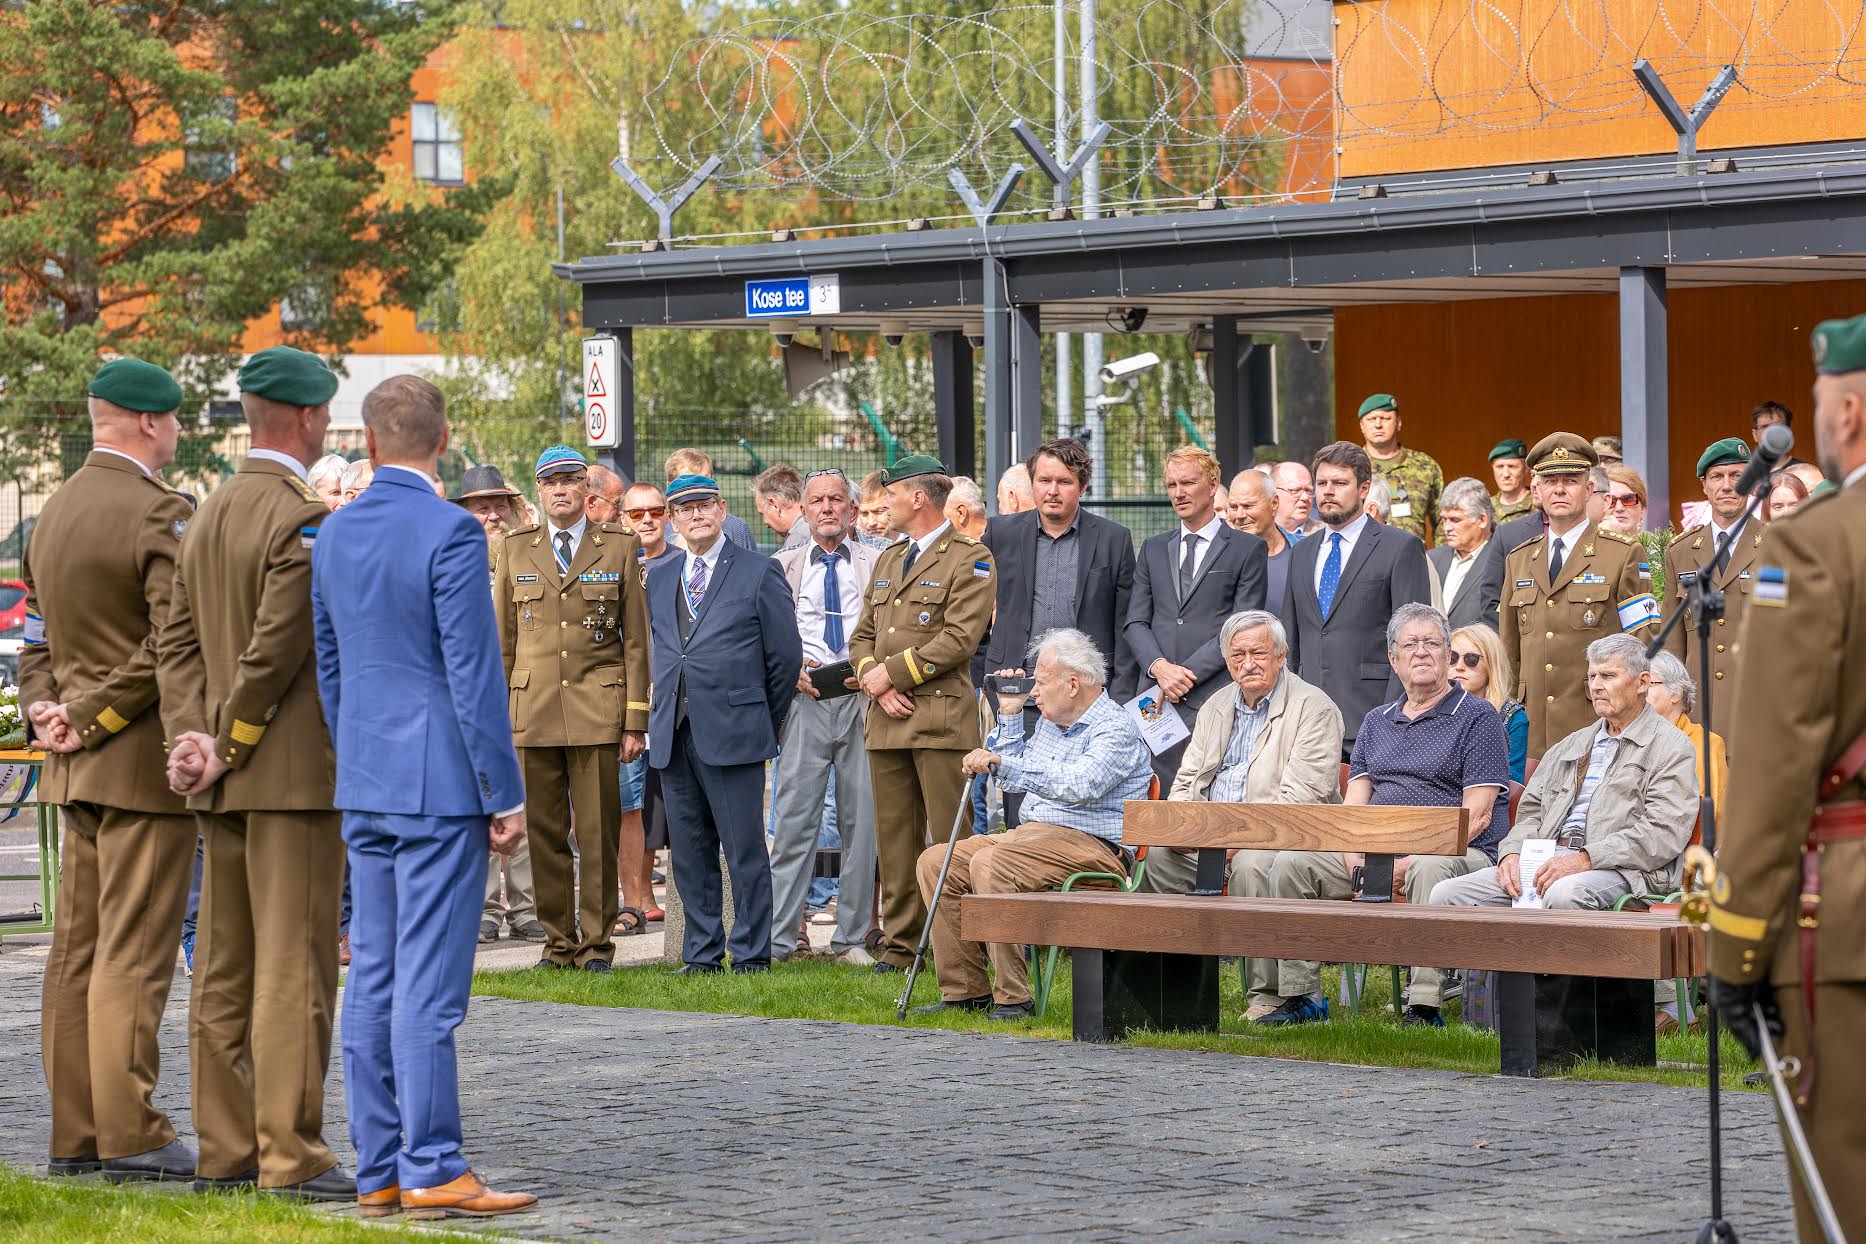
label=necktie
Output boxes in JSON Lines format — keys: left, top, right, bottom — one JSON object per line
{"left": 819, "top": 546, "right": 845, "bottom": 655}
{"left": 555, "top": 530, "right": 573, "bottom": 576}
{"left": 902, "top": 540, "right": 920, "bottom": 576}
{"left": 1178, "top": 533, "right": 1199, "bottom": 600}
{"left": 1549, "top": 533, "right": 1565, "bottom": 587}
{"left": 686, "top": 554, "right": 708, "bottom": 615}
{"left": 1317, "top": 532, "right": 1344, "bottom": 618}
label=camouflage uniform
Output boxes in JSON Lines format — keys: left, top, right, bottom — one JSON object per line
{"left": 1494, "top": 492, "right": 1536, "bottom": 522}
{"left": 1370, "top": 447, "right": 1445, "bottom": 544}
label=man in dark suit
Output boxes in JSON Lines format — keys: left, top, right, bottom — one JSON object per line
{"left": 1426, "top": 476, "right": 1503, "bottom": 630}
{"left": 1123, "top": 446, "right": 1269, "bottom": 781}
{"left": 309, "top": 375, "right": 534, "bottom": 1220}
{"left": 1282, "top": 441, "right": 1433, "bottom": 756}
{"left": 646, "top": 473, "right": 801, "bottom": 974}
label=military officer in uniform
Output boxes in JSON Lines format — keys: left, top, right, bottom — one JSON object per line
{"left": 1501, "top": 433, "right": 1658, "bottom": 759}
{"left": 1358, "top": 394, "right": 1445, "bottom": 545}
{"left": 1661, "top": 438, "right": 1761, "bottom": 717}
{"left": 25, "top": 359, "right": 198, "bottom": 1182}
{"left": 494, "top": 445, "right": 650, "bottom": 970}
{"left": 1711, "top": 314, "right": 1866, "bottom": 1242}
{"left": 1489, "top": 438, "right": 1534, "bottom": 522}
{"left": 156, "top": 347, "right": 352, "bottom": 1198}
{"left": 847, "top": 455, "right": 995, "bottom": 973}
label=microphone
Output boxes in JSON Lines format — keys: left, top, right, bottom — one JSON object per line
{"left": 1735, "top": 424, "right": 1793, "bottom": 497}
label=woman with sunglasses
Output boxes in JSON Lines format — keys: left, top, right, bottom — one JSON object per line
{"left": 1448, "top": 625, "right": 1527, "bottom": 783}
{"left": 1599, "top": 465, "right": 1648, "bottom": 537}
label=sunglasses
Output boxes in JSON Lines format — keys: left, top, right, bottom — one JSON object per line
{"left": 1606, "top": 494, "right": 1643, "bottom": 509}
{"left": 1453, "top": 651, "right": 1484, "bottom": 669}
{"left": 624, "top": 506, "right": 665, "bottom": 520}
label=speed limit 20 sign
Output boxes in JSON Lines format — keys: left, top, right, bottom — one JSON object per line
{"left": 583, "top": 335, "right": 620, "bottom": 448}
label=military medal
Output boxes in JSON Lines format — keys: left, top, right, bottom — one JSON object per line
{"left": 522, "top": 607, "right": 533, "bottom": 624}
{"left": 1583, "top": 609, "right": 1597, "bottom": 627}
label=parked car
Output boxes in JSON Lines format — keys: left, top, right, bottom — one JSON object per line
{"left": 0, "top": 579, "right": 25, "bottom": 636}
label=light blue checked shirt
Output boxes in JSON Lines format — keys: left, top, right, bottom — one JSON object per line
{"left": 1560, "top": 722, "right": 1624, "bottom": 836}
{"left": 1206, "top": 678, "right": 1279, "bottom": 803}
{"left": 989, "top": 691, "right": 1155, "bottom": 845}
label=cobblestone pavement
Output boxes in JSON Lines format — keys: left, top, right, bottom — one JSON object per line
{"left": 0, "top": 930, "right": 1795, "bottom": 1242}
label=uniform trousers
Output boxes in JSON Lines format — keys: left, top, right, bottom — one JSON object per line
{"left": 522, "top": 743, "right": 620, "bottom": 967}
{"left": 866, "top": 746, "right": 969, "bottom": 968}
{"left": 768, "top": 692, "right": 875, "bottom": 958}
{"left": 190, "top": 809, "right": 344, "bottom": 1185}
{"left": 483, "top": 835, "right": 535, "bottom": 927}
{"left": 340, "top": 810, "right": 486, "bottom": 1197}
{"left": 1780, "top": 981, "right": 1866, "bottom": 1242}
{"left": 1271, "top": 848, "right": 1492, "bottom": 1002}
{"left": 1139, "top": 847, "right": 1280, "bottom": 1004}
{"left": 915, "top": 822, "right": 1125, "bottom": 1005}
{"left": 41, "top": 802, "right": 194, "bottom": 1162}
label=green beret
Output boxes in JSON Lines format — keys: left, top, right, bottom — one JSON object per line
{"left": 1696, "top": 437, "right": 1750, "bottom": 477}
{"left": 1812, "top": 314, "right": 1866, "bottom": 375}
{"left": 1527, "top": 431, "right": 1597, "bottom": 476}
{"left": 238, "top": 346, "right": 338, "bottom": 407}
{"left": 1488, "top": 438, "right": 1527, "bottom": 462}
{"left": 1357, "top": 393, "right": 1398, "bottom": 418}
{"left": 880, "top": 454, "right": 948, "bottom": 485}
{"left": 88, "top": 358, "right": 181, "bottom": 414}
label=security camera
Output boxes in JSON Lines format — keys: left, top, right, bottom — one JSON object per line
{"left": 1108, "top": 306, "right": 1149, "bottom": 334}
{"left": 1098, "top": 351, "right": 1161, "bottom": 385}
{"left": 1299, "top": 324, "right": 1330, "bottom": 355}
{"left": 769, "top": 319, "right": 798, "bottom": 349}
{"left": 879, "top": 320, "right": 908, "bottom": 349}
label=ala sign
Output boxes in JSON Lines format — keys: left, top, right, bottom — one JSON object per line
{"left": 582, "top": 335, "right": 620, "bottom": 448}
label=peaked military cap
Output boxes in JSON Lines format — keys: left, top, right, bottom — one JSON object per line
{"left": 1526, "top": 432, "right": 1597, "bottom": 476}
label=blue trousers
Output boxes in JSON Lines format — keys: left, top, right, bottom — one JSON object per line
{"left": 339, "top": 810, "right": 486, "bottom": 1195}
{"left": 659, "top": 723, "right": 772, "bottom": 969}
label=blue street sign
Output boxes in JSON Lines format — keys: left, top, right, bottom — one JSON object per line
{"left": 745, "top": 277, "right": 810, "bottom": 318}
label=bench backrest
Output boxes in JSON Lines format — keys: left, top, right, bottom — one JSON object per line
{"left": 1122, "top": 801, "right": 1470, "bottom": 857}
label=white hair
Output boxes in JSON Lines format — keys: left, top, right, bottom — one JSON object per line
{"left": 1648, "top": 650, "right": 1697, "bottom": 715}
{"left": 1385, "top": 601, "right": 1451, "bottom": 651}
{"left": 1028, "top": 627, "right": 1107, "bottom": 688}
{"left": 947, "top": 476, "right": 985, "bottom": 512}
{"left": 1586, "top": 633, "right": 1651, "bottom": 677}
{"left": 340, "top": 459, "right": 374, "bottom": 492}
{"left": 1439, "top": 476, "right": 1497, "bottom": 529}
{"left": 308, "top": 453, "right": 348, "bottom": 490}
{"left": 1219, "top": 610, "right": 1287, "bottom": 655}
{"left": 1366, "top": 476, "right": 1391, "bottom": 520}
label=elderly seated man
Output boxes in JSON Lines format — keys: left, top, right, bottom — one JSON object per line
{"left": 1266, "top": 602, "right": 1513, "bottom": 1027}
{"left": 1139, "top": 610, "right": 1344, "bottom": 1018}
{"left": 1429, "top": 634, "right": 1698, "bottom": 982}
{"left": 914, "top": 627, "right": 1152, "bottom": 1021}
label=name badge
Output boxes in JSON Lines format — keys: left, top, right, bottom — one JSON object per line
{"left": 1679, "top": 570, "right": 1698, "bottom": 585}
{"left": 1514, "top": 579, "right": 1534, "bottom": 590}
{"left": 1737, "top": 569, "right": 1752, "bottom": 580}
{"left": 1390, "top": 502, "right": 1413, "bottom": 520}
{"left": 515, "top": 573, "right": 540, "bottom": 584}
{"left": 874, "top": 579, "right": 891, "bottom": 588}
{"left": 917, "top": 579, "right": 941, "bottom": 588}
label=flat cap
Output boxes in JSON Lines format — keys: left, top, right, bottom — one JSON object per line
{"left": 665, "top": 473, "right": 719, "bottom": 506}
{"left": 89, "top": 358, "right": 181, "bottom": 414}
{"left": 1812, "top": 313, "right": 1866, "bottom": 375}
{"left": 1357, "top": 393, "right": 1398, "bottom": 418}
{"left": 1527, "top": 432, "right": 1597, "bottom": 476}
{"left": 1696, "top": 437, "right": 1751, "bottom": 477}
{"left": 238, "top": 346, "right": 338, "bottom": 407}
{"left": 1488, "top": 438, "right": 1527, "bottom": 462}
{"left": 879, "top": 453, "right": 948, "bottom": 485}
{"left": 533, "top": 444, "right": 588, "bottom": 479}
{"left": 453, "top": 464, "right": 521, "bottom": 503}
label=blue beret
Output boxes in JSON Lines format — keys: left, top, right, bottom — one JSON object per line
{"left": 534, "top": 444, "right": 589, "bottom": 479}
{"left": 665, "top": 473, "right": 720, "bottom": 505}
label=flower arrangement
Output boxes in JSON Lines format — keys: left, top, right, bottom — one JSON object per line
{"left": 0, "top": 684, "right": 23, "bottom": 749}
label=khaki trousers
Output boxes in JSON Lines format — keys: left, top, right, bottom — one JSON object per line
{"left": 41, "top": 803, "right": 194, "bottom": 1161}
{"left": 1139, "top": 846, "right": 1281, "bottom": 1003}
{"left": 1778, "top": 981, "right": 1865, "bottom": 1243}
{"left": 483, "top": 833, "right": 535, "bottom": 925}
{"left": 190, "top": 809, "right": 344, "bottom": 1185}
{"left": 1268, "top": 848, "right": 1490, "bottom": 1002}
{"left": 868, "top": 747, "right": 968, "bottom": 968}
{"left": 915, "top": 821, "right": 1125, "bottom": 1005}
{"left": 523, "top": 743, "right": 620, "bottom": 966}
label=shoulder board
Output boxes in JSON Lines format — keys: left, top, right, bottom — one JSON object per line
{"left": 1677, "top": 523, "right": 1708, "bottom": 538}
{"left": 1509, "top": 531, "right": 1545, "bottom": 554}
{"left": 285, "top": 474, "right": 321, "bottom": 504}
{"left": 507, "top": 522, "right": 541, "bottom": 537}
{"left": 598, "top": 521, "right": 635, "bottom": 536}
{"left": 1598, "top": 527, "right": 1635, "bottom": 544}
{"left": 950, "top": 532, "right": 983, "bottom": 548}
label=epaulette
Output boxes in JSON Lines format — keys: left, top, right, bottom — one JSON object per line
{"left": 1675, "top": 523, "right": 1708, "bottom": 539}
{"left": 951, "top": 532, "right": 984, "bottom": 548}
{"left": 1598, "top": 527, "right": 1636, "bottom": 544}
{"left": 598, "top": 521, "right": 638, "bottom": 538}
{"left": 285, "top": 474, "right": 321, "bottom": 505}
{"left": 1508, "top": 530, "right": 1545, "bottom": 556}
{"left": 507, "top": 522, "right": 541, "bottom": 538}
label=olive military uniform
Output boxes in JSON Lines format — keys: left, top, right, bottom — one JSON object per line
{"left": 495, "top": 520, "right": 650, "bottom": 967}
{"left": 1501, "top": 435, "right": 1658, "bottom": 759}
{"left": 1708, "top": 317, "right": 1866, "bottom": 1242}
{"left": 1660, "top": 522, "right": 1762, "bottom": 717}
{"left": 847, "top": 522, "right": 994, "bottom": 969}
{"left": 1369, "top": 446, "right": 1445, "bottom": 545}
{"left": 26, "top": 444, "right": 196, "bottom": 1166}
{"left": 157, "top": 453, "right": 342, "bottom": 1188}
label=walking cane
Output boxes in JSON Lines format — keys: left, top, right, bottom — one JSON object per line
{"left": 897, "top": 772, "right": 980, "bottom": 1020}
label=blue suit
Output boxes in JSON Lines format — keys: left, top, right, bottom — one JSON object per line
{"left": 646, "top": 539, "right": 800, "bottom": 968}
{"left": 311, "top": 466, "right": 523, "bottom": 1196}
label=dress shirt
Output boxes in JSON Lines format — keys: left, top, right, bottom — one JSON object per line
{"left": 1178, "top": 513, "right": 1226, "bottom": 582}
{"left": 1207, "top": 679, "right": 1278, "bottom": 803}
{"left": 246, "top": 448, "right": 309, "bottom": 480}
{"left": 1847, "top": 462, "right": 1866, "bottom": 490}
{"left": 908, "top": 520, "right": 952, "bottom": 564}
{"left": 797, "top": 539, "right": 859, "bottom": 665}
{"left": 1546, "top": 519, "right": 1589, "bottom": 579}
{"left": 1030, "top": 512, "right": 1082, "bottom": 638}
{"left": 1312, "top": 513, "right": 1371, "bottom": 595}
{"left": 681, "top": 531, "right": 727, "bottom": 597}
{"left": 1559, "top": 722, "right": 1624, "bottom": 838}
{"left": 92, "top": 446, "right": 155, "bottom": 477}
{"left": 1441, "top": 538, "right": 1488, "bottom": 606}
{"left": 544, "top": 515, "right": 588, "bottom": 573}
{"left": 989, "top": 692, "right": 1154, "bottom": 845}
{"left": 379, "top": 464, "right": 436, "bottom": 489}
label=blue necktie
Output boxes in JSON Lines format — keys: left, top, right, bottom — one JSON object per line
{"left": 1317, "top": 532, "right": 1344, "bottom": 618}
{"left": 819, "top": 546, "right": 845, "bottom": 655}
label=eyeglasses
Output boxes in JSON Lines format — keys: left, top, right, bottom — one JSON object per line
{"left": 671, "top": 499, "right": 719, "bottom": 517}
{"left": 543, "top": 471, "right": 588, "bottom": 487}
{"left": 1606, "top": 494, "right": 1644, "bottom": 510}
{"left": 1452, "top": 651, "right": 1483, "bottom": 669}
{"left": 624, "top": 506, "right": 665, "bottom": 520}
{"left": 1396, "top": 638, "right": 1445, "bottom": 654}
{"left": 804, "top": 468, "right": 847, "bottom": 482}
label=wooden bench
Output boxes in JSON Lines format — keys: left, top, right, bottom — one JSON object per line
{"left": 962, "top": 802, "right": 1706, "bottom": 1076}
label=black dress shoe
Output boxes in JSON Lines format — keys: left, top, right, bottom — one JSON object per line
{"left": 911, "top": 995, "right": 992, "bottom": 1015}
{"left": 674, "top": 963, "right": 722, "bottom": 976}
{"left": 870, "top": 960, "right": 904, "bottom": 975}
{"left": 265, "top": 1165, "right": 357, "bottom": 1202}
{"left": 47, "top": 1153, "right": 101, "bottom": 1177}
{"left": 989, "top": 1001, "right": 1037, "bottom": 1021}
{"left": 535, "top": 958, "right": 569, "bottom": 970}
{"left": 102, "top": 1138, "right": 197, "bottom": 1183}
{"left": 193, "top": 1168, "right": 258, "bottom": 1193}
{"left": 581, "top": 959, "right": 613, "bottom": 973}
{"left": 731, "top": 961, "right": 770, "bottom": 975}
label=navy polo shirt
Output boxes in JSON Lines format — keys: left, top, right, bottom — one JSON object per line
{"left": 1348, "top": 686, "right": 1513, "bottom": 859}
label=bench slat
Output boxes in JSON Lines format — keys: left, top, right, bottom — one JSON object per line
{"left": 1122, "top": 802, "right": 1470, "bottom": 856}
{"left": 962, "top": 893, "right": 1702, "bottom": 981}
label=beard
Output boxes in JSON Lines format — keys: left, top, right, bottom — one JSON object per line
{"left": 1315, "top": 497, "right": 1359, "bottom": 526}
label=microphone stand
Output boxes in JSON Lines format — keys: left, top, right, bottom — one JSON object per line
{"left": 1645, "top": 480, "right": 1771, "bottom": 1244}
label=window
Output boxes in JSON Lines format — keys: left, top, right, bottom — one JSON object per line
{"left": 411, "top": 102, "right": 463, "bottom": 184}
{"left": 280, "top": 279, "right": 331, "bottom": 332}
{"left": 184, "top": 97, "right": 237, "bottom": 181}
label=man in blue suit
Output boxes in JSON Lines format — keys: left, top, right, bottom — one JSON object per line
{"left": 646, "top": 474, "right": 801, "bottom": 973}
{"left": 310, "top": 375, "right": 536, "bottom": 1221}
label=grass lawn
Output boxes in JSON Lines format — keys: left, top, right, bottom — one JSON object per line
{"left": 474, "top": 956, "right": 1759, "bottom": 1092}
{"left": 0, "top": 1165, "right": 460, "bottom": 1244}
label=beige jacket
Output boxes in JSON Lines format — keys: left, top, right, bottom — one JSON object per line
{"left": 1496, "top": 703, "right": 1697, "bottom": 896}
{"left": 1167, "top": 670, "right": 1344, "bottom": 805}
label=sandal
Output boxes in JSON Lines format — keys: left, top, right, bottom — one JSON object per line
{"left": 613, "top": 907, "right": 648, "bottom": 936}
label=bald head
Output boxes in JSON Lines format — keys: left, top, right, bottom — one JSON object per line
{"left": 1226, "top": 468, "right": 1277, "bottom": 538}
{"left": 997, "top": 463, "right": 1034, "bottom": 514}
{"left": 88, "top": 395, "right": 182, "bottom": 472}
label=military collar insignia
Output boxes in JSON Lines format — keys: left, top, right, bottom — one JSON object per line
{"left": 1582, "top": 544, "right": 1595, "bottom": 557}
{"left": 172, "top": 519, "right": 188, "bottom": 539}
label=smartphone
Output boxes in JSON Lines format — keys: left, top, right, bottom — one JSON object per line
{"left": 990, "top": 674, "right": 1035, "bottom": 696}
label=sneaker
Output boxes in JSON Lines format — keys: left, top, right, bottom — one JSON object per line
{"left": 989, "top": 1001, "right": 1037, "bottom": 1021}
{"left": 837, "top": 946, "right": 877, "bottom": 967}
{"left": 478, "top": 920, "right": 500, "bottom": 945}
{"left": 1401, "top": 1005, "right": 1445, "bottom": 1028}
{"left": 1243, "top": 998, "right": 1281, "bottom": 1023}
{"left": 509, "top": 920, "right": 548, "bottom": 943}
{"left": 1254, "top": 995, "right": 1328, "bottom": 1026}
{"left": 180, "top": 932, "right": 195, "bottom": 977}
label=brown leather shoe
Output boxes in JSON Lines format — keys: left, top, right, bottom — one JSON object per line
{"left": 357, "top": 1185, "right": 400, "bottom": 1218}
{"left": 400, "top": 1170, "right": 537, "bottom": 1219}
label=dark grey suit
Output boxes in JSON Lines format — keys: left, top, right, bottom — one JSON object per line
{"left": 982, "top": 509, "right": 1138, "bottom": 701}
{"left": 1280, "top": 519, "right": 1433, "bottom": 753}
{"left": 1124, "top": 523, "right": 1269, "bottom": 779}
{"left": 1428, "top": 540, "right": 1502, "bottom": 630}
